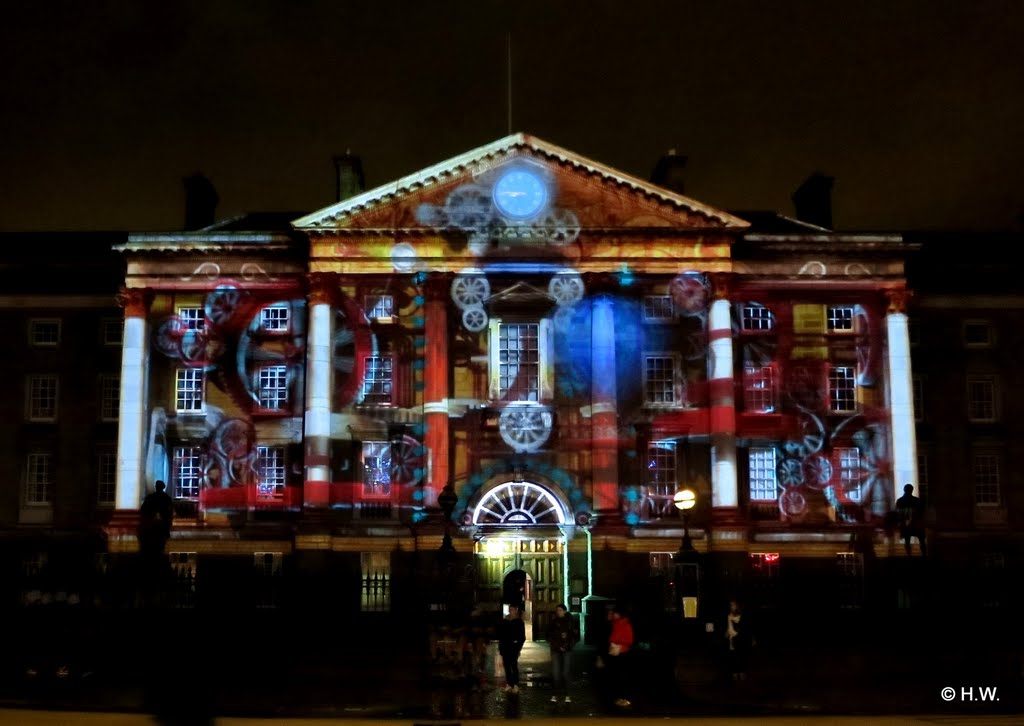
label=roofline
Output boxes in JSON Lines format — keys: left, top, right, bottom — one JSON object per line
{"left": 292, "top": 132, "right": 751, "bottom": 230}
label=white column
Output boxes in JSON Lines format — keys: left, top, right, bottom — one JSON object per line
{"left": 304, "top": 292, "right": 334, "bottom": 503}
{"left": 886, "top": 299, "right": 918, "bottom": 503}
{"left": 115, "top": 292, "right": 150, "bottom": 510}
{"left": 708, "top": 293, "right": 738, "bottom": 508}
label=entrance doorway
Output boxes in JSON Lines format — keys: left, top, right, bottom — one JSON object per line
{"left": 476, "top": 537, "right": 564, "bottom": 641}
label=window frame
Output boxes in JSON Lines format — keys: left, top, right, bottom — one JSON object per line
{"left": 176, "top": 306, "right": 206, "bottom": 331}
{"left": 741, "top": 303, "right": 775, "bottom": 332}
{"left": 642, "top": 351, "right": 684, "bottom": 408}
{"left": 488, "top": 318, "right": 553, "bottom": 403}
{"left": 102, "top": 317, "right": 124, "bottom": 346}
{"left": 254, "top": 365, "right": 289, "bottom": 411}
{"left": 29, "top": 318, "right": 61, "bottom": 347}
{"left": 641, "top": 440, "right": 677, "bottom": 520}
{"left": 172, "top": 445, "right": 206, "bottom": 501}
{"left": 361, "top": 354, "right": 394, "bottom": 405}
{"left": 966, "top": 374, "right": 998, "bottom": 422}
{"left": 836, "top": 446, "right": 863, "bottom": 503}
{"left": 828, "top": 365, "right": 857, "bottom": 413}
{"left": 96, "top": 449, "right": 117, "bottom": 506}
{"left": 174, "top": 368, "right": 206, "bottom": 414}
{"left": 972, "top": 451, "right": 1001, "bottom": 506}
{"left": 743, "top": 364, "right": 777, "bottom": 413}
{"left": 748, "top": 447, "right": 779, "bottom": 502}
{"left": 256, "top": 445, "right": 286, "bottom": 500}
{"left": 24, "top": 451, "right": 54, "bottom": 506}
{"left": 26, "top": 374, "right": 59, "bottom": 422}
{"left": 912, "top": 375, "right": 924, "bottom": 423}
{"left": 361, "top": 441, "right": 393, "bottom": 499}
{"left": 259, "top": 304, "right": 291, "bottom": 333}
{"left": 826, "top": 305, "right": 856, "bottom": 334}
{"left": 963, "top": 319, "right": 995, "bottom": 348}
{"left": 364, "top": 295, "right": 395, "bottom": 322}
{"left": 642, "top": 295, "right": 676, "bottom": 323}
{"left": 99, "top": 373, "right": 120, "bottom": 422}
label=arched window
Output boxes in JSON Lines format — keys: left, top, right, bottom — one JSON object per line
{"left": 472, "top": 481, "right": 566, "bottom": 525}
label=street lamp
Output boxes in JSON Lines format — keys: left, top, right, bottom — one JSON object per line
{"left": 673, "top": 487, "right": 697, "bottom": 552}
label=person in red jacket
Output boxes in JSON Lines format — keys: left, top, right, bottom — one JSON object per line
{"left": 607, "top": 604, "right": 634, "bottom": 708}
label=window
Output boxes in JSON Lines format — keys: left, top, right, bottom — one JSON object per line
{"left": 642, "top": 441, "right": 676, "bottom": 519}
{"left": 643, "top": 295, "right": 675, "bottom": 322}
{"left": 836, "top": 552, "right": 865, "bottom": 609}
{"left": 649, "top": 552, "right": 674, "bottom": 576}
{"left": 175, "top": 368, "right": 204, "bottom": 412}
{"left": 644, "top": 354, "right": 680, "bottom": 405}
{"left": 255, "top": 366, "right": 288, "bottom": 410}
{"left": 916, "top": 451, "right": 929, "bottom": 504}
{"left": 102, "top": 318, "right": 123, "bottom": 346}
{"left": 365, "top": 295, "right": 394, "bottom": 321}
{"left": 173, "top": 446, "right": 205, "bottom": 500}
{"left": 973, "top": 453, "right": 1000, "bottom": 505}
{"left": 100, "top": 374, "right": 120, "bottom": 421}
{"left": 967, "top": 375, "right": 997, "bottom": 422}
{"left": 256, "top": 446, "right": 286, "bottom": 500}
{"left": 750, "top": 553, "right": 780, "bottom": 578}
{"left": 24, "top": 453, "right": 54, "bottom": 505}
{"left": 362, "top": 356, "right": 393, "bottom": 404}
{"left": 97, "top": 451, "right": 116, "bottom": 505}
{"left": 362, "top": 441, "right": 392, "bottom": 498}
{"left": 963, "top": 320, "right": 994, "bottom": 348}
{"left": 748, "top": 448, "right": 778, "bottom": 501}
{"left": 27, "top": 375, "right": 59, "bottom": 421}
{"left": 908, "top": 318, "right": 921, "bottom": 347}
{"left": 742, "top": 304, "right": 774, "bottom": 331}
{"left": 828, "top": 366, "right": 856, "bottom": 413}
{"left": 837, "top": 447, "right": 862, "bottom": 502}
{"left": 498, "top": 323, "right": 540, "bottom": 402}
{"left": 30, "top": 319, "right": 61, "bottom": 346}
{"left": 912, "top": 376, "right": 923, "bottom": 422}
{"left": 827, "top": 305, "right": 855, "bottom": 333}
{"left": 360, "top": 552, "right": 391, "bottom": 612}
{"left": 743, "top": 365, "right": 776, "bottom": 412}
{"left": 260, "top": 304, "right": 290, "bottom": 332}
{"left": 177, "top": 307, "right": 205, "bottom": 331}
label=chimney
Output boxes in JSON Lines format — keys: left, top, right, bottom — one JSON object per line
{"left": 333, "top": 150, "right": 365, "bottom": 202}
{"left": 650, "top": 148, "right": 688, "bottom": 194}
{"left": 183, "top": 172, "right": 219, "bottom": 230}
{"left": 792, "top": 172, "right": 834, "bottom": 229}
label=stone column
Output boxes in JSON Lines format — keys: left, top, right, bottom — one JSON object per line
{"left": 591, "top": 295, "right": 619, "bottom": 511}
{"left": 304, "top": 272, "right": 335, "bottom": 508}
{"left": 115, "top": 287, "right": 152, "bottom": 511}
{"left": 422, "top": 274, "right": 450, "bottom": 508}
{"left": 707, "top": 273, "right": 739, "bottom": 523}
{"left": 885, "top": 288, "right": 918, "bottom": 503}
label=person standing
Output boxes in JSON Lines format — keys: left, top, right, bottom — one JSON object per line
{"left": 139, "top": 480, "right": 175, "bottom": 558}
{"left": 498, "top": 603, "right": 526, "bottom": 693}
{"left": 725, "top": 599, "right": 752, "bottom": 681}
{"left": 895, "top": 483, "right": 927, "bottom": 556}
{"left": 546, "top": 603, "right": 579, "bottom": 703}
{"left": 607, "top": 604, "right": 634, "bottom": 708}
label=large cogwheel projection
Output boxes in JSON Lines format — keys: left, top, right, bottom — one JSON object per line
{"left": 236, "top": 301, "right": 303, "bottom": 409}
{"left": 445, "top": 184, "right": 496, "bottom": 230}
{"left": 499, "top": 405, "right": 553, "bottom": 453}
{"left": 451, "top": 271, "right": 490, "bottom": 308}
{"left": 333, "top": 294, "right": 375, "bottom": 408}
{"left": 389, "top": 434, "right": 425, "bottom": 487}
{"left": 539, "top": 209, "right": 581, "bottom": 245}
{"left": 669, "top": 273, "right": 709, "bottom": 316}
{"left": 208, "top": 418, "right": 257, "bottom": 488}
{"left": 548, "top": 270, "right": 585, "bottom": 306}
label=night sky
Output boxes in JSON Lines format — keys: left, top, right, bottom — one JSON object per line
{"left": 2, "top": 0, "right": 1022, "bottom": 233}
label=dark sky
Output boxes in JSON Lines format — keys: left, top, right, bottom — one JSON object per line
{"left": 3, "top": 0, "right": 1023, "bottom": 232}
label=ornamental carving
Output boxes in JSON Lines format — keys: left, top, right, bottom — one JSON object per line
{"left": 885, "top": 288, "right": 913, "bottom": 314}
{"left": 116, "top": 287, "right": 153, "bottom": 318}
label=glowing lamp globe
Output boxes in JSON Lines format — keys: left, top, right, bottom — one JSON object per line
{"left": 673, "top": 488, "right": 697, "bottom": 511}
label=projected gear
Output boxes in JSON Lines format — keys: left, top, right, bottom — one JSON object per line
{"left": 549, "top": 271, "right": 585, "bottom": 306}
{"left": 235, "top": 301, "right": 299, "bottom": 408}
{"left": 498, "top": 405, "right": 553, "bottom": 453}
{"left": 333, "top": 295, "right": 374, "bottom": 408}
{"left": 210, "top": 418, "right": 257, "bottom": 487}
{"left": 446, "top": 184, "right": 495, "bottom": 229}
{"left": 669, "top": 273, "right": 709, "bottom": 315}
{"left": 540, "top": 208, "right": 581, "bottom": 245}
{"left": 803, "top": 454, "right": 834, "bottom": 489}
{"left": 451, "top": 272, "right": 490, "bottom": 308}
{"left": 461, "top": 306, "right": 488, "bottom": 333}
{"left": 779, "top": 488, "right": 808, "bottom": 517}
{"left": 777, "top": 458, "right": 805, "bottom": 487}
{"left": 389, "top": 434, "right": 425, "bottom": 486}
{"left": 204, "top": 285, "right": 243, "bottom": 327}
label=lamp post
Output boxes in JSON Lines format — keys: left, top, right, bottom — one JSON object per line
{"left": 673, "top": 487, "right": 700, "bottom": 619}
{"left": 438, "top": 483, "right": 458, "bottom": 556}
{"left": 673, "top": 487, "right": 697, "bottom": 552}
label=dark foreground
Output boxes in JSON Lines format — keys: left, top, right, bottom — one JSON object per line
{"left": 2, "top": 605, "right": 1022, "bottom": 722}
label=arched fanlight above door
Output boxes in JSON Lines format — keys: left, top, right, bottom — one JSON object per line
{"left": 471, "top": 481, "right": 567, "bottom": 525}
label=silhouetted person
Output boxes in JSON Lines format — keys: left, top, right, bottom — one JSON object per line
{"left": 895, "top": 483, "right": 927, "bottom": 556}
{"left": 139, "top": 480, "right": 174, "bottom": 556}
{"left": 725, "top": 599, "right": 753, "bottom": 682}
{"left": 498, "top": 604, "right": 525, "bottom": 694}
{"left": 546, "top": 603, "right": 579, "bottom": 702}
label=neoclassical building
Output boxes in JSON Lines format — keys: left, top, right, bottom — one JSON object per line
{"left": 101, "top": 134, "right": 921, "bottom": 630}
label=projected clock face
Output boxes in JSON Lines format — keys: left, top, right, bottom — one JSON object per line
{"left": 493, "top": 169, "right": 547, "bottom": 219}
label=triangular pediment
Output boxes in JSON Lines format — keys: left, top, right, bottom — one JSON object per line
{"left": 292, "top": 133, "right": 748, "bottom": 234}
